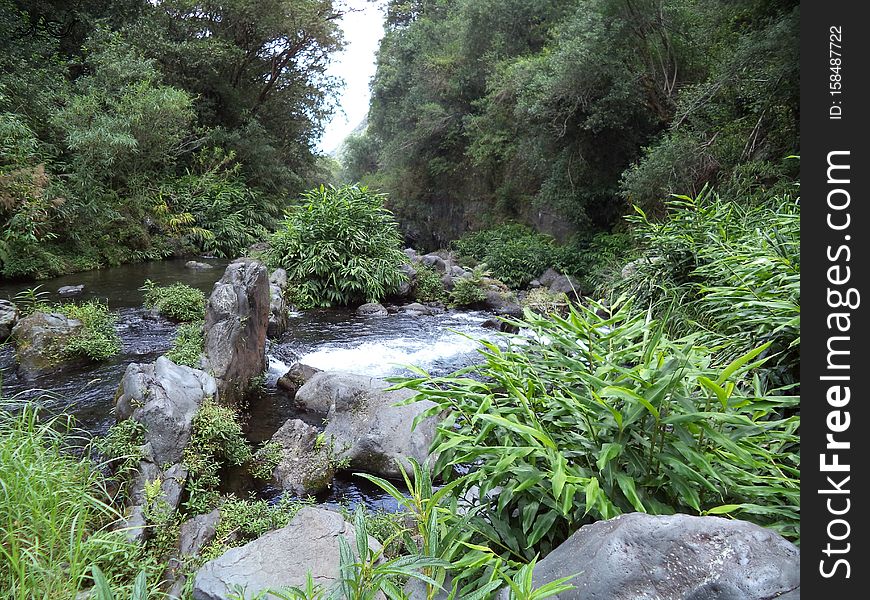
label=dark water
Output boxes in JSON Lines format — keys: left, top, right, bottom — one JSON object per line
{"left": 0, "top": 259, "right": 498, "bottom": 512}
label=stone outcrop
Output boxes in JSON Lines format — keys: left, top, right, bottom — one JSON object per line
{"left": 495, "top": 512, "right": 801, "bottom": 600}
{"left": 202, "top": 259, "right": 270, "bottom": 403}
{"left": 268, "top": 418, "right": 335, "bottom": 496}
{"left": 115, "top": 356, "right": 217, "bottom": 466}
{"left": 356, "top": 302, "right": 388, "bottom": 317}
{"left": 192, "top": 507, "right": 383, "bottom": 600}
{"left": 0, "top": 299, "right": 19, "bottom": 341}
{"left": 277, "top": 362, "right": 322, "bottom": 398}
{"left": 294, "top": 371, "right": 440, "bottom": 478}
{"left": 267, "top": 268, "right": 289, "bottom": 338}
{"left": 11, "top": 311, "right": 86, "bottom": 378}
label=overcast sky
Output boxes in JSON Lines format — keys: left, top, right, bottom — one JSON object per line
{"left": 317, "top": 0, "right": 386, "bottom": 154}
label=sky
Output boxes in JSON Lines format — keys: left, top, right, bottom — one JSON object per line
{"left": 317, "top": 0, "right": 386, "bottom": 155}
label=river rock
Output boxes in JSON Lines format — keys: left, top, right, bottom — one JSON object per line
{"left": 269, "top": 419, "right": 335, "bottom": 495}
{"left": 115, "top": 356, "right": 217, "bottom": 466}
{"left": 165, "top": 509, "right": 222, "bottom": 599}
{"left": 356, "top": 302, "right": 388, "bottom": 317}
{"left": 0, "top": 299, "right": 19, "bottom": 341}
{"left": 538, "top": 268, "right": 560, "bottom": 288}
{"left": 548, "top": 274, "right": 581, "bottom": 298}
{"left": 396, "top": 262, "right": 417, "bottom": 298}
{"left": 398, "top": 302, "right": 440, "bottom": 317}
{"left": 277, "top": 362, "right": 322, "bottom": 398}
{"left": 421, "top": 253, "right": 449, "bottom": 273}
{"left": 192, "top": 507, "right": 384, "bottom": 600}
{"left": 267, "top": 268, "right": 289, "bottom": 338}
{"left": 11, "top": 311, "right": 86, "bottom": 378}
{"left": 202, "top": 259, "right": 270, "bottom": 403}
{"left": 295, "top": 372, "right": 440, "bottom": 478}
{"left": 403, "top": 248, "right": 419, "bottom": 262}
{"left": 58, "top": 284, "right": 85, "bottom": 296}
{"left": 495, "top": 513, "right": 801, "bottom": 600}
{"left": 483, "top": 290, "right": 522, "bottom": 317}
{"left": 186, "top": 261, "right": 214, "bottom": 270}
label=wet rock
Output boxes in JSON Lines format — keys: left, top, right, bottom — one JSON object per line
{"left": 398, "top": 302, "right": 441, "bottom": 317}
{"left": 295, "top": 371, "right": 440, "bottom": 479}
{"left": 440, "top": 273, "right": 454, "bottom": 292}
{"left": 120, "top": 505, "right": 148, "bottom": 543}
{"left": 115, "top": 356, "right": 217, "bottom": 465}
{"left": 202, "top": 259, "right": 270, "bottom": 403}
{"left": 403, "top": 248, "right": 419, "bottom": 262}
{"left": 165, "top": 509, "right": 221, "bottom": 598}
{"left": 192, "top": 507, "right": 383, "bottom": 600}
{"left": 185, "top": 261, "right": 214, "bottom": 270}
{"left": 277, "top": 362, "right": 322, "bottom": 398}
{"left": 548, "top": 274, "right": 581, "bottom": 298}
{"left": 11, "top": 311, "right": 87, "bottom": 378}
{"left": 449, "top": 265, "right": 468, "bottom": 278}
{"left": 481, "top": 318, "right": 501, "bottom": 330}
{"left": 269, "top": 419, "right": 335, "bottom": 495}
{"left": 538, "top": 268, "right": 560, "bottom": 288}
{"left": 356, "top": 302, "right": 389, "bottom": 317}
{"left": 0, "top": 299, "right": 19, "bottom": 341}
{"left": 421, "top": 253, "right": 448, "bottom": 273}
{"left": 58, "top": 284, "right": 85, "bottom": 296}
{"left": 495, "top": 513, "right": 801, "bottom": 600}
{"left": 396, "top": 263, "right": 417, "bottom": 298}
{"left": 483, "top": 290, "right": 522, "bottom": 317}
{"left": 267, "top": 268, "right": 289, "bottom": 338}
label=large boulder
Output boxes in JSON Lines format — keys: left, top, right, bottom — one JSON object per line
{"left": 165, "top": 509, "right": 221, "bottom": 599}
{"left": 192, "top": 507, "right": 383, "bottom": 600}
{"left": 115, "top": 356, "right": 217, "bottom": 465}
{"left": 186, "top": 261, "right": 214, "bottom": 271}
{"left": 267, "top": 268, "right": 289, "bottom": 338}
{"left": 421, "top": 253, "right": 449, "bottom": 273}
{"left": 483, "top": 290, "right": 522, "bottom": 317}
{"left": 496, "top": 513, "right": 801, "bottom": 600}
{"left": 202, "top": 259, "right": 270, "bottom": 403}
{"left": 10, "top": 311, "right": 87, "bottom": 378}
{"left": 120, "top": 457, "right": 188, "bottom": 543}
{"left": 0, "top": 299, "right": 19, "bottom": 341}
{"left": 356, "top": 302, "right": 388, "bottom": 317}
{"left": 269, "top": 419, "right": 335, "bottom": 495}
{"left": 548, "top": 274, "right": 581, "bottom": 298}
{"left": 295, "top": 372, "right": 440, "bottom": 478}
{"left": 58, "top": 284, "right": 84, "bottom": 297}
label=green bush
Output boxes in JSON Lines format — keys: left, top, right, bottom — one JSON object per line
{"left": 57, "top": 300, "right": 122, "bottom": 362}
{"left": 0, "top": 406, "right": 142, "bottom": 597}
{"left": 183, "top": 399, "right": 253, "bottom": 515}
{"left": 449, "top": 265, "right": 489, "bottom": 307}
{"left": 452, "top": 224, "right": 561, "bottom": 288}
{"left": 165, "top": 321, "right": 204, "bottom": 368}
{"left": 141, "top": 280, "right": 206, "bottom": 322}
{"left": 412, "top": 264, "right": 447, "bottom": 303}
{"left": 267, "top": 185, "right": 407, "bottom": 308}
{"left": 95, "top": 418, "right": 147, "bottom": 479}
{"left": 395, "top": 299, "right": 800, "bottom": 560}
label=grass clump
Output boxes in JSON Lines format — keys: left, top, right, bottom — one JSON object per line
{"left": 57, "top": 300, "right": 122, "bottom": 361}
{"left": 182, "top": 399, "right": 253, "bottom": 515}
{"left": 141, "top": 280, "right": 206, "bottom": 322}
{"left": 267, "top": 184, "right": 408, "bottom": 308}
{"left": 0, "top": 406, "right": 143, "bottom": 597}
{"left": 165, "top": 321, "right": 204, "bottom": 367}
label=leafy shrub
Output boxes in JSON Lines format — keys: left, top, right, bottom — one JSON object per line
{"left": 616, "top": 189, "right": 800, "bottom": 386}
{"left": 267, "top": 185, "right": 407, "bottom": 308}
{"left": 452, "top": 224, "right": 562, "bottom": 288}
{"left": 95, "top": 418, "right": 147, "bottom": 480}
{"left": 250, "top": 441, "right": 283, "bottom": 481}
{"left": 183, "top": 399, "right": 253, "bottom": 514}
{"left": 449, "top": 265, "right": 489, "bottom": 307}
{"left": 57, "top": 300, "right": 122, "bottom": 361}
{"left": 412, "top": 264, "right": 447, "bottom": 303}
{"left": 395, "top": 299, "right": 800, "bottom": 560}
{"left": 0, "top": 406, "right": 140, "bottom": 597}
{"left": 141, "top": 280, "right": 205, "bottom": 322}
{"left": 165, "top": 321, "right": 204, "bottom": 367}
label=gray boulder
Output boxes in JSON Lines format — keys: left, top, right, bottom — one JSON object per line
{"left": 120, "top": 458, "right": 188, "bottom": 543}
{"left": 398, "top": 302, "right": 441, "bottom": 317}
{"left": 165, "top": 509, "right": 221, "bottom": 598}
{"left": 356, "top": 302, "right": 388, "bottom": 317}
{"left": 396, "top": 263, "right": 418, "bottom": 298}
{"left": 295, "top": 372, "right": 440, "bottom": 479}
{"left": 186, "top": 261, "right": 214, "bottom": 270}
{"left": 496, "top": 513, "right": 801, "bottom": 600}
{"left": 192, "top": 507, "right": 383, "bottom": 600}
{"left": 421, "top": 253, "right": 448, "bottom": 273}
{"left": 548, "top": 274, "right": 581, "bottom": 298}
{"left": 277, "top": 362, "right": 322, "bottom": 398}
{"left": 115, "top": 356, "right": 217, "bottom": 466}
{"left": 0, "top": 299, "right": 19, "bottom": 341}
{"left": 538, "top": 268, "right": 560, "bottom": 287}
{"left": 11, "top": 311, "right": 87, "bottom": 378}
{"left": 269, "top": 419, "right": 335, "bottom": 495}
{"left": 58, "top": 284, "right": 84, "bottom": 297}
{"left": 267, "top": 268, "right": 289, "bottom": 338}
{"left": 403, "top": 248, "right": 419, "bottom": 262}
{"left": 203, "top": 259, "right": 270, "bottom": 403}
{"left": 483, "top": 290, "right": 522, "bottom": 317}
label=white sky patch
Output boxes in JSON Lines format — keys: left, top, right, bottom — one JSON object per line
{"left": 317, "top": 0, "right": 386, "bottom": 155}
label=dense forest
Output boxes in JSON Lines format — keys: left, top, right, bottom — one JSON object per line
{"left": 2, "top": 0, "right": 800, "bottom": 599}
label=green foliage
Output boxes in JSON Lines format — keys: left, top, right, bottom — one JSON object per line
{"left": 449, "top": 265, "right": 489, "bottom": 307}
{"left": 412, "top": 264, "right": 447, "bottom": 303}
{"left": 95, "top": 418, "right": 147, "bottom": 480}
{"left": 57, "top": 300, "right": 122, "bottom": 361}
{"left": 267, "top": 185, "right": 408, "bottom": 307}
{"left": 183, "top": 399, "right": 253, "bottom": 515}
{"left": 394, "top": 298, "right": 800, "bottom": 560}
{"left": 0, "top": 405, "right": 142, "bottom": 598}
{"left": 141, "top": 280, "right": 206, "bottom": 322}
{"left": 91, "top": 566, "right": 150, "bottom": 600}
{"left": 521, "top": 288, "right": 569, "bottom": 316}
{"left": 453, "top": 225, "right": 561, "bottom": 288}
{"left": 166, "top": 321, "right": 204, "bottom": 368}
{"left": 11, "top": 285, "right": 51, "bottom": 316}
{"left": 616, "top": 189, "right": 800, "bottom": 386}
{"left": 250, "top": 440, "right": 284, "bottom": 481}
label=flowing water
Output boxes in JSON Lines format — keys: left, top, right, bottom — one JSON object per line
{"left": 0, "top": 259, "right": 500, "bottom": 510}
